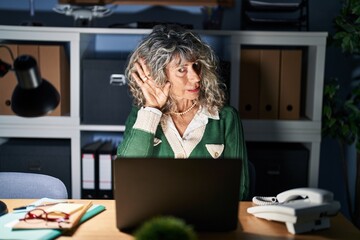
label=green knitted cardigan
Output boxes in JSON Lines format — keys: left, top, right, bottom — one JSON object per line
{"left": 117, "top": 105, "right": 249, "bottom": 200}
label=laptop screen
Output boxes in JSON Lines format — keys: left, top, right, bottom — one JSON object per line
{"left": 113, "top": 157, "right": 242, "bottom": 232}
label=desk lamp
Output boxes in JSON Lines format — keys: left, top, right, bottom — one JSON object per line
{"left": 0, "top": 45, "right": 60, "bottom": 117}
{"left": 0, "top": 45, "right": 60, "bottom": 216}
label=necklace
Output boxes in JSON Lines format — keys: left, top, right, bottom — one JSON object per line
{"left": 171, "top": 101, "right": 197, "bottom": 116}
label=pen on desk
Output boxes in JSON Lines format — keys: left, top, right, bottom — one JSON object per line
{"left": 13, "top": 201, "right": 72, "bottom": 210}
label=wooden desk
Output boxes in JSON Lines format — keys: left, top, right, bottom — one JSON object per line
{"left": 2, "top": 199, "right": 360, "bottom": 239}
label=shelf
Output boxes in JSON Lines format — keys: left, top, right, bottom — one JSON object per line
{"left": 245, "top": 0, "right": 304, "bottom": 12}
{"left": 80, "top": 125, "right": 125, "bottom": 132}
{"left": 0, "top": 124, "right": 78, "bottom": 139}
{"left": 0, "top": 25, "right": 327, "bottom": 197}
{"left": 243, "top": 119, "right": 321, "bottom": 142}
{"left": 0, "top": 115, "right": 78, "bottom": 126}
{"left": 241, "top": 0, "right": 309, "bottom": 31}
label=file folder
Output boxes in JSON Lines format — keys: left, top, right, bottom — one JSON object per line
{"left": 259, "top": 49, "right": 280, "bottom": 119}
{"left": 98, "top": 141, "right": 116, "bottom": 199}
{"left": 279, "top": 49, "right": 302, "bottom": 120}
{"left": 39, "top": 45, "right": 70, "bottom": 116}
{"left": 81, "top": 141, "right": 104, "bottom": 199}
{"left": 240, "top": 49, "right": 260, "bottom": 119}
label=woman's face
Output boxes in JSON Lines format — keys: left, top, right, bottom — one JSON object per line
{"left": 166, "top": 56, "right": 201, "bottom": 102}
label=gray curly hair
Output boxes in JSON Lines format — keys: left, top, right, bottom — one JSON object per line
{"left": 125, "top": 24, "right": 226, "bottom": 114}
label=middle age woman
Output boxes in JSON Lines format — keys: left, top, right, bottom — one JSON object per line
{"left": 117, "top": 24, "right": 249, "bottom": 200}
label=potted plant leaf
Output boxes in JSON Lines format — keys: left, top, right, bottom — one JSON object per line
{"left": 322, "top": 78, "right": 360, "bottom": 228}
{"left": 134, "top": 216, "right": 197, "bottom": 240}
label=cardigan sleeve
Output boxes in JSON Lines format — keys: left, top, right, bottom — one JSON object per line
{"left": 117, "top": 107, "right": 161, "bottom": 157}
{"left": 222, "top": 106, "right": 250, "bottom": 200}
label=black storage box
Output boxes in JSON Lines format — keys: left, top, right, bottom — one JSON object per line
{"left": 82, "top": 59, "right": 133, "bottom": 125}
{"left": 0, "top": 138, "right": 72, "bottom": 198}
{"left": 247, "top": 142, "right": 309, "bottom": 196}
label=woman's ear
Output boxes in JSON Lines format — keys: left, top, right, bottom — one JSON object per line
{"left": 164, "top": 81, "right": 171, "bottom": 96}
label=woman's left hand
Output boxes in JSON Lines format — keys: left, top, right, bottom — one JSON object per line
{"left": 132, "top": 58, "right": 171, "bottom": 109}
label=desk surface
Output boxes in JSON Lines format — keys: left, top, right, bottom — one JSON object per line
{"left": 2, "top": 199, "right": 360, "bottom": 240}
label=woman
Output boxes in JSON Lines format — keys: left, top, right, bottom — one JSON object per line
{"left": 117, "top": 24, "right": 249, "bottom": 200}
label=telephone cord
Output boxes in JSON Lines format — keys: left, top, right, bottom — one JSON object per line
{"left": 252, "top": 196, "right": 279, "bottom": 206}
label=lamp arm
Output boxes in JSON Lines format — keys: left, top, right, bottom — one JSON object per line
{"left": 0, "top": 44, "right": 15, "bottom": 63}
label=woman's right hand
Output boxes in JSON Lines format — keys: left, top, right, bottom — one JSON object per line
{"left": 132, "top": 58, "right": 171, "bottom": 109}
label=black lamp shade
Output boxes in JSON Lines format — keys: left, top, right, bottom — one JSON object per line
{"left": 11, "top": 80, "right": 60, "bottom": 117}
{"left": 11, "top": 55, "right": 60, "bottom": 117}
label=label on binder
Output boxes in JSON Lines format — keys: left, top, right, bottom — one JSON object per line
{"left": 99, "top": 154, "right": 112, "bottom": 190}
{"left": 82, "top": 153, "right": 95, "bottom": 189}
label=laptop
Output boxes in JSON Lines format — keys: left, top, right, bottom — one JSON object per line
{"left": 113, "top": 157, "right": 242, "bottom": 232}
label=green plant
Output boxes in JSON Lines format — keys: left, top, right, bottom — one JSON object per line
{"left": 332, "top": 0, "right": 360, "bottom": 55}
{"left": 134, "top": 216, "right": 197, "bottom": 240}
{"left": 322, "top": 78, "right": 360, "bottom": 212}
{"left": 322, "top": 78, "right": 360, "bottom": 150}
{"left": 322, "top": 0, "right": 360, "bottom": 228}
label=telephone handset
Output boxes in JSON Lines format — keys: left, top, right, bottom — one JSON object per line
{"left": 247, "top": 188, "right": 341, "bottom": 234}
{"left": 277, "top": 187, "right": 334, "bottom": 204}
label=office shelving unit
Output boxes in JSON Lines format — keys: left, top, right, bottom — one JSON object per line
{"left": 0, "top": 25, "right": 327, "bottom": 198}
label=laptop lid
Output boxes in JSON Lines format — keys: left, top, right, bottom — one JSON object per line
{"left": 114, "top": 158, "right": 242, "bottom": 232}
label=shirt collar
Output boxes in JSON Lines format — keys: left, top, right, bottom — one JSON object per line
{"left": 198, "top": 105, "right": 220, "bottom": 120}
{"left": 161, "top": 105, "right": 220, "bottom": 141}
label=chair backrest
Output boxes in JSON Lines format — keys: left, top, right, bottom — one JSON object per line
{"left": 0, "top": 172, "right": 68, "bottom": 199}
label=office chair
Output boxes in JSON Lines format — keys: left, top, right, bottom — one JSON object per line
{"left": 0, "top": 172, "right": 68, "bottom": 199}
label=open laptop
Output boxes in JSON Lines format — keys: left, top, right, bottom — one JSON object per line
{"left": 113, "top": 157, "right": 242, "bottom": 232}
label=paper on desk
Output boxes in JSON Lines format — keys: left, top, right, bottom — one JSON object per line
{"left": 0, "top": 198, "right": 106, "bottom": 240}
{"left": 13, "top": 201, "right": 92, "bottom": 230}
{"left": 0, "top": 198, "right": 62, "bottom": 240}
{"left": 46, "top": 203, "right": 85, "bottom": 215}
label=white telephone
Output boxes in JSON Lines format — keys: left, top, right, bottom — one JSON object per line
{"left": 247, "top": 188, "right": 341, "bottom": 234}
